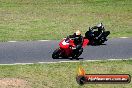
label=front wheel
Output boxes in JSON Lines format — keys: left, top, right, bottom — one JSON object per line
{"left": 72, "top": 48, "right": 83, "bottom": 59}
{"left": 52, "top": 48, "right": 61, "bottom": 59}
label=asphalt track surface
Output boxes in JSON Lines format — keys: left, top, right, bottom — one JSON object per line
{"left": 0, "top": 38, "right": 132, "bottom": 64}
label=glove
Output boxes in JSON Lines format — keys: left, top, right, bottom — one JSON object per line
{"left": 72, "top": 47, "right": 76, "bottom": 50}
{"left": 95, "top": 37, "right": 98, "bottom": 40}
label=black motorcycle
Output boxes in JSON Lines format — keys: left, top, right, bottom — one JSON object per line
{"left": 85, "top": 23, "right": 110, "bottom": 45}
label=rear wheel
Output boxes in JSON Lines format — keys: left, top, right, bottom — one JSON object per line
{"left": 93, "top": 38, "right": 105, "bottom": 45}
{"left": 52, "top": 48, "right": 61, "bottom": 59}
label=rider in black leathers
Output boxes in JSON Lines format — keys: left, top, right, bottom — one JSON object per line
{"left": 90, "top": 23, "right": 110, "bottom": 40}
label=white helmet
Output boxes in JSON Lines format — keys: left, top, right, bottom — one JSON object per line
{"left": 75, "top": 30, "right": 81, "bottom": 36}
{"left": 97, "top": 23, "right": 104, "bottom": 28}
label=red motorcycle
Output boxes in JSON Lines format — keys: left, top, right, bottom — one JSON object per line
{"left": 52, "top": 38, "right": 89, "bottom": 59}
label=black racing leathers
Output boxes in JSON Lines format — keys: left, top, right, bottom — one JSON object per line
{"left": 67, "top": 33, "right": 83, "bottom": 50}
{"left": 91, "top": 26, "right": 105, "bottom": 39}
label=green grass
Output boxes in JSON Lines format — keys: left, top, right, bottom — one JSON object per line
{"left": 0, "top": 0, "right": 132, "bottom": 41}
{"left": 0, "top": 60, "right": 132, "bottom": 88}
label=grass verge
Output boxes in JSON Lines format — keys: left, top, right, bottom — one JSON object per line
{"left": 0, "top": 59, "right": 132, "bottom": 88}
{"left": 0, "top": 0, "right": 132, "bottom": 41}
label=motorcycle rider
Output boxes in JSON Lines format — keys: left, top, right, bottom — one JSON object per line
{"left": 66, "top": 30, "right": 83, "bottom": 51}
{"left": 91, "top": 23, "right": 110, "bottom": 40}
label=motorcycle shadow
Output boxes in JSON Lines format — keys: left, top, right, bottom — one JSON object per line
{"left": 88, "top": 43, "right": 107, "bottom": 46}
{"left": 53, "top": 57, "right": 83, "bottom": 60}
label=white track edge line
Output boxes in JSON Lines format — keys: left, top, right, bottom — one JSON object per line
{"left": 119, "top": 37, "right": 129, "bottom": 38}
{"left": 6, "top": 37, "right": 130, "bottom": 43}
{"left": 38, "top": 40, "right": 50, "bottom": 41}
{"left": 0, "top": 59, "right": 131, "bottom": 65}
{"left": 7, "top": 40, "right": 50, "bottom": 42}
{"left": 0, "top": 63, "right": 34, "bottom": 65}
{"left": 38, "top": 62, "right": 60, "bottom": 64}
{"left": 84, "top": 59, "right": 132, "bottom": 62}
{"left": 8, "top": 41, "right": 17, "bottom": 42}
